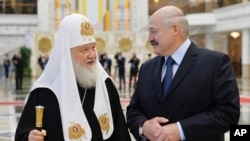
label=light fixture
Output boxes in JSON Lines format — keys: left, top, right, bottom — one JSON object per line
{"left": 154, "top": 0, "right": 159, "bottom": 3}
{"left": 230, "top": 32, "right": 240, "bottom": 39}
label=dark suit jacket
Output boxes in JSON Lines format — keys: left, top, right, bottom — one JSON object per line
{"left": 126, "top": 42, "right": 240, "bottom": 141}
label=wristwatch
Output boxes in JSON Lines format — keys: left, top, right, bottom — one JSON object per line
{"left": 139, "top": 126, "right": 144, "bottom": 137}
{"left": 139, "top": 126, "right": 147, "bottom": 141}
{"left": 139, "top": 121, "right": 147, "bottom": 140}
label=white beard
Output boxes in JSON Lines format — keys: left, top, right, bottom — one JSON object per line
{"left": 72, "top": 60, "right": 97, "bottom": 88}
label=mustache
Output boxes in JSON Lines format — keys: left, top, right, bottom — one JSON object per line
{"left": 150, "top": 40, "right": 159, "bottom": 46}
{"left": 86, "top": 58, "right": 95, "bottom": 63}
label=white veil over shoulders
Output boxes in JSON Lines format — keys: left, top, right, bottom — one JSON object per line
{"left": 30, "top": 13, "right": 114, "bottom": 141}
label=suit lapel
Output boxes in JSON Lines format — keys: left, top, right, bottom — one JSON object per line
{"left": 154, "top": 56, "right": 165, "bottom": 102}
{"left": 167, "top": 43, "right": 198, "bottom": 96}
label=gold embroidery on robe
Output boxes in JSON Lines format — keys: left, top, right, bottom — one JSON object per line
{"left": 68, "top": 122, "right": 86, "bottom": 140}
{"left": 98, "top": 113, "right": 110, "bottom": 134}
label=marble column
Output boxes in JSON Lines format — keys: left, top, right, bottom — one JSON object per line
{"left": 130, "top": 0, "right": 148, "bottom": 32}
{"left": 30, "top": 0, "right": 54, "bottom": 78}
{"left": 241, "top": 29, "right": 250, "bottom": 79}
{"left": 206, "top": 33, "right": 228, "bottom": 54}
{"left": 205, "top": 34, "right": 213, "bottom": 50}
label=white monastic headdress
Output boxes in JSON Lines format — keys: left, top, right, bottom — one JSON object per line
{"left": 30, "top": 13, "right": 114, "bottom": 141}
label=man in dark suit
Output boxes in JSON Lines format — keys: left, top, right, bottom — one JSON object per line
{"left": 13, "top": 52, "right": 24, "bottom": 90}
{"left": 129, "top": 53, "right": 140, "bottom": 90}
{"left": 100, "top": 52, "right": 112, "bottom": 76}
{"left": 126, "top": 6, "right": 240, "bottom": 141}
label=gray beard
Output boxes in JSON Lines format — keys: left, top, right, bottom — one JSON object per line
{"left": 72, "top": 60, "right": 97, "bottom": 88}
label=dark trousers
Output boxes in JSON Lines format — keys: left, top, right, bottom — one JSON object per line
{"left": 119, "top": 71, "right": 125, "bottom": 90}
{"left": 15, "top": 71, "right": 23, "bottom": 90}
{"left": 4, "top": 66, "right": 9, "bottom": 78}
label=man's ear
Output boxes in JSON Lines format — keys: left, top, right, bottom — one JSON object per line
{"left": 172, "top": 24, "right": 178, "bottom": 32}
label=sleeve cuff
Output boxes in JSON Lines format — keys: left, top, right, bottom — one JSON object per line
{"left": 177, "top": 121, "right": 186, "bottom": 140}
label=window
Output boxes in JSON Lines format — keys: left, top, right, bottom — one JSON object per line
{"left": 0, "top": 0, "right": 37, "bottom": 14}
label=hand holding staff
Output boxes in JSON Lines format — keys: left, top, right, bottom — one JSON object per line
{"left": 35, "top": 105, "right": 44, "bottom": 131}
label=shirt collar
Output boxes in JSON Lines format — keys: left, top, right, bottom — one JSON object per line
{"left": 170, "top": 38, "right": 191, "bottom": 65}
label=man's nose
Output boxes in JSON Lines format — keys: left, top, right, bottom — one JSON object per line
{"left": 147, "top": 34, "right": 153, "bottom": 42}
{"left": 87, "top": 50, "right": 96, "bottom": 58}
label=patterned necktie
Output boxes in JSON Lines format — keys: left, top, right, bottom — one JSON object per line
{"left": 162, "top": 56, "right": 175, "bottom": 98}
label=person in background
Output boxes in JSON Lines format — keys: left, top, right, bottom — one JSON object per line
{"left": 116, "top": 52, "right": 126, "bottom": 91}
{"left": 3, "top": 53, "right": 10, "bottom": 79}
{"left": 113, "top": 52, "right": 120, "bottom": 80}
{"left": 38, "top": 55, "right": 49, "bottom": 71}
{"left": 100, "top": 52, "right": 112, "bottom": 76}
{"left": 126, "top": 5, "right": 240, "bottom": 141}
{"left": 37, "top": 55, "right": 43, "bottom": 70}
{"left": 13, "top": 52, "right": 24, "bottom": 90}
{"left": 10, "top": 54, "right": 17, "bottom": 80}
{"left": 128, "top": 53, "right": 140, "bottom": 91}
{"left": 15, "top": 13, "right": 131, "bottom": 141}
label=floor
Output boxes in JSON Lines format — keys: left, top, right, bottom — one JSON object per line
{"left": 0, "top": 74, "right": 250, "bottom": 141}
